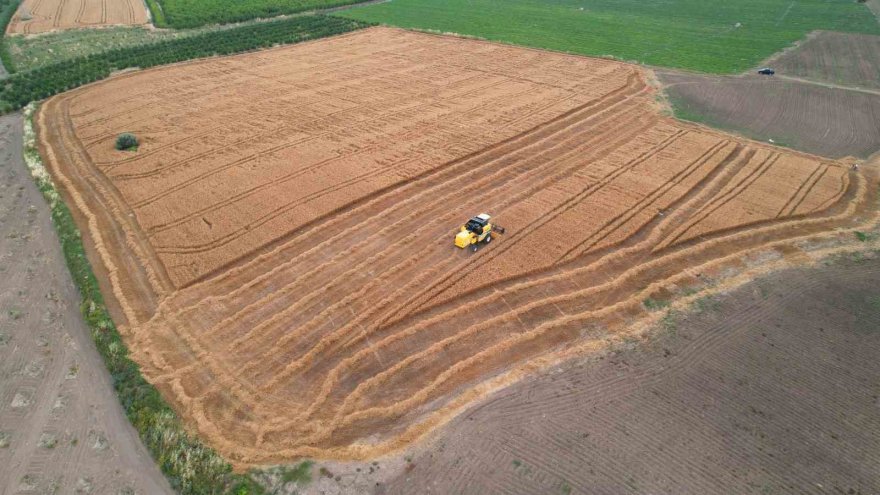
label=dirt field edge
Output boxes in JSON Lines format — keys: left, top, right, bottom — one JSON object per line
{"left": 22, "top": 103, "right": 265, "bottom": 494}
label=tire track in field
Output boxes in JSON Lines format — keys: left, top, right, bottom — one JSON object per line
{"left": 234, "top": 114, "right": 661, "bottom": 400}
{"left": 168, "top": 71, "right": 645, "bottom": 323}
{"left": 380, "top": 127, "right": 690, "bottom": 324}
{"left": 36, "top": 28, "right": 877, "bottom": 463}
{"left": 659, "top": 151, "right": 781, "bottom": 248}
{"left": 174, "top": 94, "right": 660, "bottom": 426}
{"left": 776, "top": 162, "right": 825, "bottom": 217}
{"left": 136, "top": 69, "right": 648, "bottom": 422}
{"left": 258, "top": 126, "right": 707, "bottom": 420}
{"left": 141, "top": 84, "right": 546, "bottom": 235}
{"left": 244, "top": 106, "right": 659, "bottom": 391}
{"left": 223, "top": 100, "right": 655, "bottom": 372}
{"left": 286, "top": 178, "right": 864, "bottom": 434}
{"left": 414, "top": 143, "right": 756, "bottom": 336}
{"left": 556, "top": 140, "right": 737, "bottom": 263}
{"left": 51, "top": 0, "right": 64, "bottom": 27}
{"left": 784, "top": 166, "right": 828, "bottom": 217}
{"left": 127, "top": 75, "right": 546, "bottom": 212}
{"left": 74, "top": 0, "right": 85, "bottom": 25}
{"left": 102, "top": 71, "right": 513, "bottom": 172}
{"left": 809, "top": 170, "right": 850, "bottom": 214}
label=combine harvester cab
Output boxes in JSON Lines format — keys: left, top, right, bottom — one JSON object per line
{"left": 455, "top": 213, "right": 505, "bottom": 251}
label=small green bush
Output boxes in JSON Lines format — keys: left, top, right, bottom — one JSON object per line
{"left": 24, "top": 104, "right": 264, "bottom": 495}
{"left": 115, "top": 133, "right": 139, "bottom": 151}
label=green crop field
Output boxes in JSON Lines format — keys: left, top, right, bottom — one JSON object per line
{"left": 341, "top": 0, "right": 880, "bottom": 73}
{"left": 151, "top": 0, "right": 369, "bottom": 28}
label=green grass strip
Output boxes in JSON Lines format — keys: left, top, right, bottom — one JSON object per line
{"left": 145, "top": 0, "right": 168, "bottom": 28}
{"left": 23, "top": 103, "right": 266, "bottom": 494}
{"left": 0, "top": 0, "right": 22, "bottom": 74}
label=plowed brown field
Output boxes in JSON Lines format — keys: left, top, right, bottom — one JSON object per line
{"left": 772, "top": 31, "right": 880, "bottom": 90}
{"left": 660, "top": 71, "right": 880, "bottom": 159}
{"left": 36, "top": 27, "right": 876, "bottom": 465}
{"left": 8, "top": 0, "right": 148, "bottom": 35}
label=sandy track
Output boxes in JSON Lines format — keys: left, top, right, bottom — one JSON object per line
{"left": 36, "top": 27, "right": 875, "bottom": 465}
{"left": 7, "top": 0, "right": 148, "bottom": 35}
{"left": 660, "top": 71, "right": 880, "bottom": 159}
{"left": 371, "top": 254, "right": 880, "bottom": 494}
{"left": 0, "top": 114, "right": 171, "bottom": 494}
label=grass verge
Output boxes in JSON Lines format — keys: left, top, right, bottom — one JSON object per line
{"left": 23, "top": 103, "right": 265, "bottom": 494}
{"left": 0, "top": 0, "right": 21, "bottom": 74}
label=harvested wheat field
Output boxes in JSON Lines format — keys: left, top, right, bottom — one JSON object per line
{"left": 36, "top": 27, "right": 877, "bottom": 465}
{"left": 7, "top": 0, "right": 149, "bottom": 35}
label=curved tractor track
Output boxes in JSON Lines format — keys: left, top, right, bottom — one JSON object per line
{"left": 8, "top": 0, "right": 147, "bottom": 35}
{"left": 36, "top": 27, "right": 876, "bottom": 466}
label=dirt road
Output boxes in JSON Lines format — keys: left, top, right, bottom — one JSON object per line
{"left": 0, "top": 114, "right": 170, "bottom": 494}
{"left": 373, "top": 253, "right": 880, "bottom": 494}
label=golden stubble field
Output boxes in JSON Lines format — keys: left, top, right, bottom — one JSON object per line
{"left": 8, "top": 0, "right": 148, "bottom": 35}
{"left": 36, "top": 27, "right": 874, "bottom": 465}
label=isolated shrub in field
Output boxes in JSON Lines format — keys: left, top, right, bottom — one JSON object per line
{"left": 115, "top": 133, "right": 138, "bottom": 150}
{"left": 24, "top": 103, "right": 266, "bottom": 494}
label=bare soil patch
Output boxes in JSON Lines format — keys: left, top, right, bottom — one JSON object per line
{"left": 770, "top": 31, "right": 880, "bottom": 90}
{"left": 660, "top": 71, "right": 880, "bottom": 159}
{"left": 37, "top": 27, "right": 876, "bottom": 465}
{"left": 0, "top": 114, "right": 170, "bottom": 494}
{"left": 370, "top": 253, "right": 880, "bottom": 494}
{"left": 8, "top": 0, "right": 149, "bottom": 35}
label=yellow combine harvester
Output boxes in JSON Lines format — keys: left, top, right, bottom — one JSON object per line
{"left": 454, "top": 213, "right": 505, "bottom": 251}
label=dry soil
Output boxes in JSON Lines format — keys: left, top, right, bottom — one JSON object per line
{"left": 0, "top": 114, "right": 171, "bottom": 494}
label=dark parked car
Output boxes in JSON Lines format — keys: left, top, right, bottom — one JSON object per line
{"left": 757, "top": 67, "right": 776, "bottom": 75}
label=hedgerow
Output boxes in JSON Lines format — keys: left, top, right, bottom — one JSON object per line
{"left": 0, "top": 15, "right": 371, "bottom": 112}
{"left": 0, "top": 0, "right": 21, "bottom": 73}
{"left": 24, "top": 102, "right": 267, "bottom": 494}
